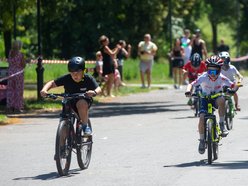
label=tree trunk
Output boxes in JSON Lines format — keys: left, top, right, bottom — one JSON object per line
{"left": 211, "top": 22, "right": 218, "bottom": 54}
{"left": 3, "top": 30, "right": 12, "bottom": 58}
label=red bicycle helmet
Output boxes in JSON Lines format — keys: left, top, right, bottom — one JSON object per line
{"left": 205, "top": 55, "right": 223, "bottom": 68}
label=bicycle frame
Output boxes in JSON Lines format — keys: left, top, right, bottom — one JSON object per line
{"left": 202, "top": 93, "right": 222, "bottom": 164}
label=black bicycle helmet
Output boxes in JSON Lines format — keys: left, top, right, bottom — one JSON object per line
{"left": 190, "top": 53, "right": 202, "bottom": 67}
{"left": 205, "top": 55, "right": 223, "bottom": 68}
{"left": 218, "top": 51, "right": 230, "bottom": 65}
{"left": 68, "top": 56, "right": 85, "bottom": 72}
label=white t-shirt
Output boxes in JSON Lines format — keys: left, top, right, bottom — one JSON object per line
{"left": 181, "top": 37, "right": 192, "bottom": 61}
{"left": 221, "top": 65, "right": 239, "bottom": 82}
{"left": 191, "top": 72, "right": 234, "bottom": 95}
{"left": 138, "top": 41, "right": 157, "bottom": 61}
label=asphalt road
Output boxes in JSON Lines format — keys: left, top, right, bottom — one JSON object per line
{"left": 0, "top": 81, "right": 248, "bottom": 186}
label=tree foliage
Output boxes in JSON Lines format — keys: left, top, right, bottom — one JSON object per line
{"left": 0, "top": 0, "right": 247, "bottom": 59}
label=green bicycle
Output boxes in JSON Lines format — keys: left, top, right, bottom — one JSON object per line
{"left": 202, "top": 93, "right": 222, "bottom": 164}
{"left": 224, "top": 84, "right": 242, "bottom": 130}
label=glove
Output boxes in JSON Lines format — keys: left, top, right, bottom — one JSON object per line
{"left": 185, "top": 91, "right": 191, "bottom": 97}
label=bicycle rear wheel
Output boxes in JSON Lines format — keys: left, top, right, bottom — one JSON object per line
{"left": 225, "top": 100, "right": 233, "bottom": 130}
{"left": 55, "top": 120, "right": 72, "bottom": 176}
{"left": 77, "top": 119, "right": 93, "bottom": 169}
{"left": 206, "top": 119, "right": 213, "bottom": 164}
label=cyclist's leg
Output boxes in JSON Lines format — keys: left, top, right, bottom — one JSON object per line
{"left": 216, "top": 96, "right": 229, "bottom": 136}
{"left": 198, "top": 98, "right": 207, "bottom": 154}
{"left": 76, "top": 99, "right": 89, "bottom": 124}
{"left": 216, "top": 96, "right": 225, "bottom": 122}
{"left": 233, "top": 92, "right": 240, "bottom": 111}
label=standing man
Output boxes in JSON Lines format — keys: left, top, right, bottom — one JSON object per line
{"left": 138, "top": 33, "right": 158, "bottom": 88}
{"left": 217, "top": 39, "right": 230, "bottom": 54}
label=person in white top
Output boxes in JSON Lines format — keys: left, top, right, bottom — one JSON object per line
{"left": 181, "top": 29, "right": 192, "bottom": 65}
{"left": 138, "top": 33, "right": 158, "bottom": 88}
{"left": 185, "top": 55, "right": 238, "bottom": 154}
{"left": 219, "top": 51, "right": 243, "bottom": 111}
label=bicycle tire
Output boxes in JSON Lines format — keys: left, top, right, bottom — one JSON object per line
{"left": 225, "top": 100, "right": 233, "bottom": 130}
{"left": 55, "top": 120, "right": 72, "bottom": 176}
{"left": 194, "top": 98, "right": 199, "bottom": 117}
{"left": 77, "top": 119, "right": 93, "bottom": 169}
{"left": 206, "top": 119, "right": 213, "bottom": 164}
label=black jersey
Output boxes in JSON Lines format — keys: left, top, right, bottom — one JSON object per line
{"left": 54, "top": 73, "right": 99, "bottom": 94}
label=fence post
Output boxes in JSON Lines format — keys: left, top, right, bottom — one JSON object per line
{"left": 36, "top": 56, "right": 44, "bottom": 100}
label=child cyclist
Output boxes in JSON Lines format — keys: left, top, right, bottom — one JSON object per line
{"left": 40, "top": 56, "right": 101, "bottom": 136}
{"left": 219, "top": 51, "right": 243, "bottom": 111}
{"left": 182, "top": 53, "right": 207, "bottom": 106}
{"left": 185, "top": 55, "right": 237, "bottom": 154}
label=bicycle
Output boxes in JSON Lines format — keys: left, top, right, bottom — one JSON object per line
{"left": 191, "top": 85, "right": 201, "bottom": 117}
{"left": 224, "top": 84, "right": 242, "bottom": 130}
{"left": 46, "top": 93, "right": 93, "bottom": 176}
{"left": 201, "top": 92, "right": 222, "bottom": 164}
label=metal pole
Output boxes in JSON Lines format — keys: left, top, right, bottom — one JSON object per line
{"left": 36, "top": 0, "right": 44, "bottom": 100}
{"left": 168, "top": 0, "right": 173, "bottom": 78}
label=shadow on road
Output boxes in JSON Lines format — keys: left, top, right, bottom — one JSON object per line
{"left": 163, "top": 160, "right": 248, "bottom": 169}
{"left": 8, "top": 101, "right": 188, "bottom": 119}
{"left": 12, "top": 168, "right": 82, "bottom": 181}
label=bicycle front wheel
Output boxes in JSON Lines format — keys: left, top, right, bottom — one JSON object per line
{"left": 206, "top": 119, "right": 213, "bottom": 164}
{"left": 225, "top": 100, "right": 233, "bottom": 130}
{"left": 77, "top": 119, "right": 93, "bottom": 169}
{"left": 55, "top": 120, "right": 72, "bottom": 176}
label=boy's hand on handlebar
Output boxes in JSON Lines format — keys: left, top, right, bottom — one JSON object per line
{"left": 185, "top": 91, "right": 191, "bottom": 97}
{"left": 40, "top": 90, "right": 48, "bottom": 97}
{"left": 86, "top": 90, "right": 97, "bottom": 97}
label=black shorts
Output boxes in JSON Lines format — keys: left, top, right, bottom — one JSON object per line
{"left": 172, "top": 59, "right": 184, "bottom": 68}
{"left": 71, "top": 98, "right": 93, "bottom": 113}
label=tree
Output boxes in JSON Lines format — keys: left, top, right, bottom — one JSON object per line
{"left": 204, "top": 0, "right": 236, "bottom": 53}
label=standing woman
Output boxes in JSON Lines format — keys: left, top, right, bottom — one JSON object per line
{"left": 99, "top": 35, "right": 120, "bottom": 97}
{"left": 171, "top": 38, "right": 185, "bottom": 89}
{"left": 7, "top": 40, "right": 26, "bottom": 113}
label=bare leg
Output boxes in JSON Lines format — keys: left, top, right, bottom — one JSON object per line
{"left": 76, "top": 99, "right": 89, "bottom": 124}
{"left": 140, "top": 71, "right": 145, "bottom": 87}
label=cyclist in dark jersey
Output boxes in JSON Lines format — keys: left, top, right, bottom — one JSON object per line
{"left": 40, "top": 57, "right": 101, "bottom": 136}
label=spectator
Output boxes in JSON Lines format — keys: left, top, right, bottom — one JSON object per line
{"left": 171, "top": 38, "right": 184, "bottom": 89}
{"left": 116, "top": 40, "right": 131, "bottom": 85}
{"left": 93, "top": 51, "right": 103, "bottom": 85}
{"left": 99, "top": 35, "right": 121, "bottom": 97}
{"left": 217, "top": 39, "right": 230, "bottom": 54}
{"left": 190, "top": 29, "right": 208, "bottom": 60}
{"left": 138, "top": 33, "right": 158, "bottom": 88}
{"left": 181, "top": 29, "right": 192, "bottom": 65}
{"left": 6, "top": 40, "right": 26, "bottom": 113}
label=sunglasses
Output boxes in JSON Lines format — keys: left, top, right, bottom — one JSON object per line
{"left": 207, "top": 69, "right": 219, "bottom": 75}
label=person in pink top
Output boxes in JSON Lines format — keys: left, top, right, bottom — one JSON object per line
{"left": 7, "top": 40, "right": 26, "bottom": 113}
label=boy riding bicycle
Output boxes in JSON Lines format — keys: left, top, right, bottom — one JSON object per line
{"left": 182, "top": 53, "right": 207, "bottom": 106}
{"left": 40, "top": 56, "right": 101, "bottom": 136}
{"left": 219, "top": 51, "right": 243, "bottom": 111}
{"left": 185, "top": 55, "right": 237, "bottom": 154}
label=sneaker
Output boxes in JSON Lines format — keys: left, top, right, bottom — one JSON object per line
{"left": 198, "top": 139, "right": 205, "bottom": 154}
{"left": 83, "top": 125, "right": 92, "bottom": 136}
{"left": 219, "top": 122, "right": 229, "bottom": 137}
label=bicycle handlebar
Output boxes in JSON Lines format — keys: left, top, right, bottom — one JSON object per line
{"left": 46, "top": 93, "right": 88, "bottom": 100}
